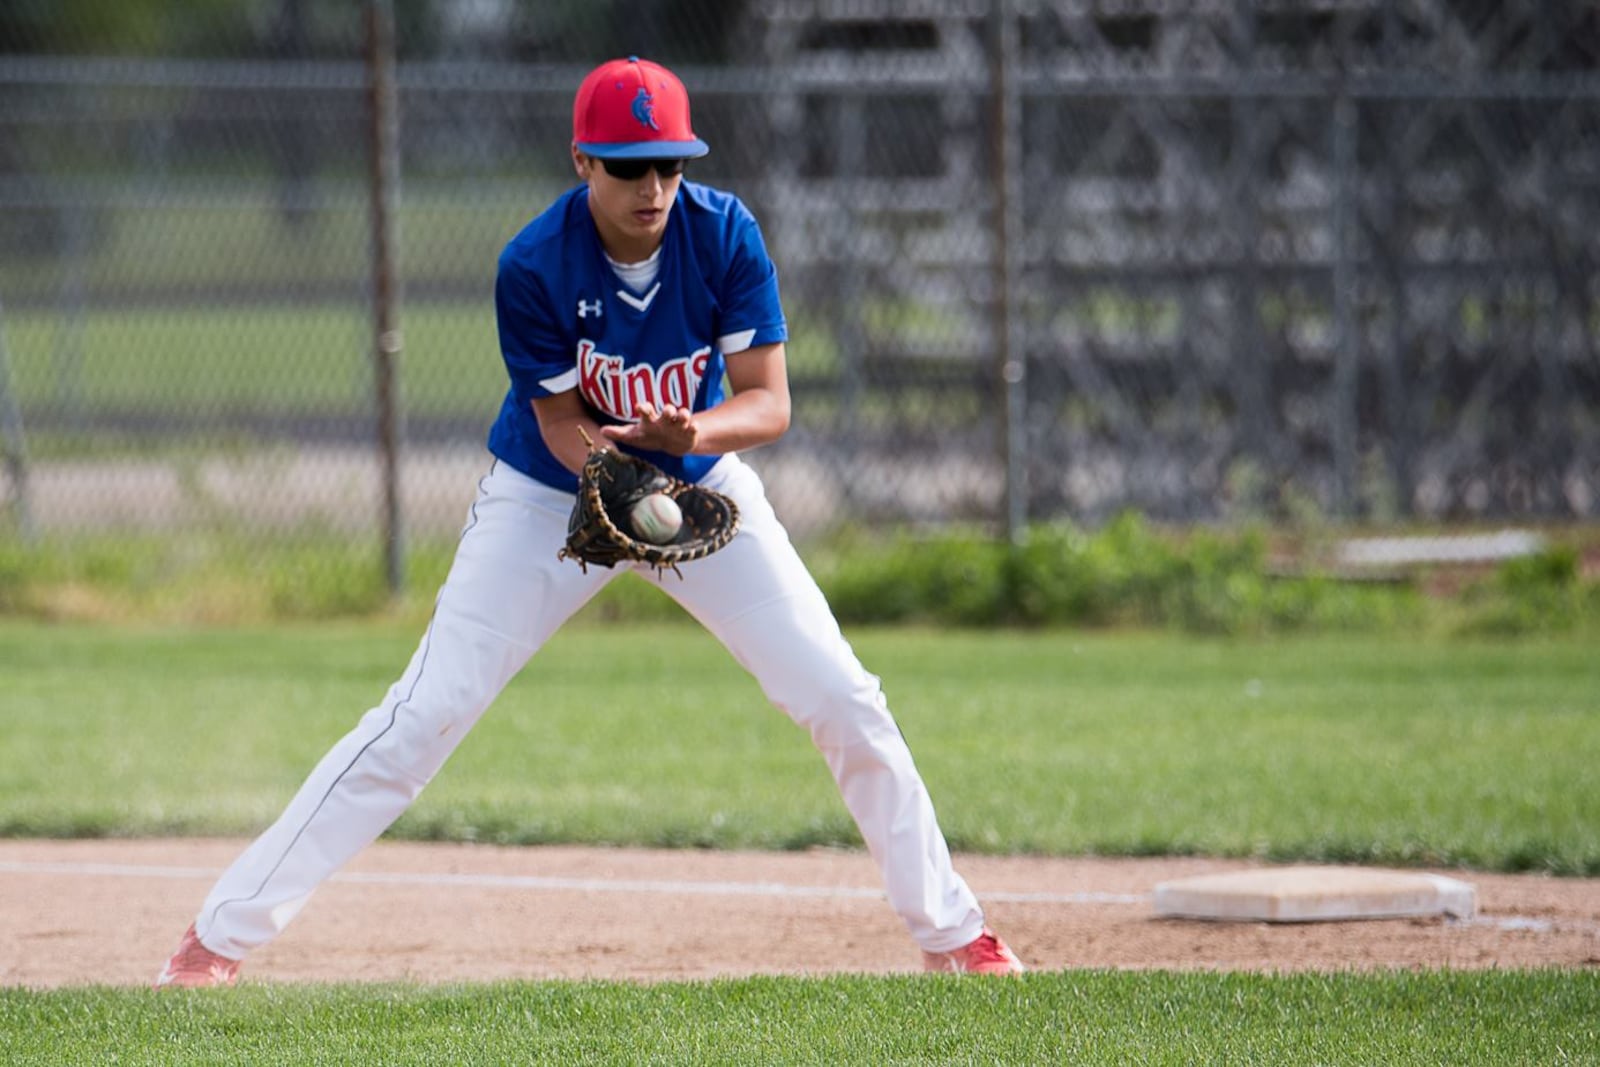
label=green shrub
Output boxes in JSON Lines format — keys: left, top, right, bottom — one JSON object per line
{"left": 814, "top": 513, "right": 1426, "bottom": 635}
{"left": 0, "top": 540, "right": 31, "bottom": 613}
{"left": 2, "top": 519, "right": 1591, "bottom": 635}
{"left": 815, "top": 524, "right": 1002, "bottom": 626}
{"left": 0, "top": 530, "right": 451, "bottom": 624}
{"left": 1455, "top": 547, "right": 1592, "bottom": 636}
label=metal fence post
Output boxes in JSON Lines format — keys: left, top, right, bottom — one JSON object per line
{"left": 0, "top": 294, "right": 36, "bottom": 544}
{"left": 992, "top": 0, "right": 1027, "bottom": 544}
{"left": 366, "top": 0, "right": 405, "bottom": 596}
{"left": 1228, "top": 8, "right": 1267, "bottom": 509}
{"left": 55, "top": 205, "right": 87, "bottom": 435}
{"left": 1332, "top": 91, "right": 1358, "bottom": 518}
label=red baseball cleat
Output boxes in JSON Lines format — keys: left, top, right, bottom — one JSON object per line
{"left": 153, "top": 923, "right": 242, "bottom": 989}
{"left": 922, "top": 927, "right": 1026, "bottom": 975}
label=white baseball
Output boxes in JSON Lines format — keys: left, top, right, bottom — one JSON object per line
{"left": 630, "top": 492, "right": 683, "bottom": 544}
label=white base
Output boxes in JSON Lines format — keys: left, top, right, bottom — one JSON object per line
{"left": 1153, "top": 866, "right": 1477, "bottom": 922}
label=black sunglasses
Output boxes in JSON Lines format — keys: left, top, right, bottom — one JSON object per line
{"left": 599, "top": 157, "right": 687, "bottom": 181}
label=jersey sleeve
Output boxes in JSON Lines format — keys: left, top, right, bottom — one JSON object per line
{"left": 716, "top": 201, "right": 788, "bottom": 355}
{"left": 495, "top": 249, "right": 574, "bottom": 404}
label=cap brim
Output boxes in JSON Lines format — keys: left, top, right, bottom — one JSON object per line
{"left": 577, "top": 139, "right": 710, "bottom": 160}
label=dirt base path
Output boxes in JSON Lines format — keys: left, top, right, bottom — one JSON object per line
{"left": 2, "top": 839, "right": 1596, "bottom": 987}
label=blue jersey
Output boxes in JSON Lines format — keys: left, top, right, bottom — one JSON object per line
{"left": 488, "top": 180, "right": 788, "bottom": 491}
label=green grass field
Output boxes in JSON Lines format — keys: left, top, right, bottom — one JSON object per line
{"left": 6, "top": 302, "right": 505, "bottom": 429}
{"left": 4, "top": 302, "right": 858, "bottom": 464}
{"left": 2, "top": 622, "right": 1597, "bottom": 872}
{"left": 1, "top": 620, "right": 1596, "bottom": 1064}
{"left": 0, "top": 620, "right": 1593, "bottom": 870}
{"left": 3, "top": 971, "right": 1596, "bottom": 1066}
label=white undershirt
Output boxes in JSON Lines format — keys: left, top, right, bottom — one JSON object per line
{"left": 606, "top": 246, "right": 662, "bottom": 293}
{"left": 602, "top": 244, "right": 758, "bottom": 356}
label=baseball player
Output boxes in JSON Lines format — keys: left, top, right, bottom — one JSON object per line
{"left": 156, "top": 56, "right": 1023, "bottom": 987}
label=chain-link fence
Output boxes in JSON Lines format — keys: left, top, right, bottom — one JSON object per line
{"left": 3, "top": 2, "right": 1598, "bottom": 582}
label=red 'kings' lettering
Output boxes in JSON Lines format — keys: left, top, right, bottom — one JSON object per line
{"left": 576, "top": 342, "right": 714, "bottom": 421}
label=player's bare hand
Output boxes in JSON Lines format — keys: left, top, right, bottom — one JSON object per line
{"left": 600, "top": 403, "right": 700, "bottom": 455}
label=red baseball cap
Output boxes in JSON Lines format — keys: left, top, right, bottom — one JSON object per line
{"left": 573, "top": 56, "right": 710, "bottom": 160}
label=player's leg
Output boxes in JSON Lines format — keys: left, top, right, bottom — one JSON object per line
{"left": 656, "top": 456, "right": 988, "bottom": 956}
{"left": 190, "top": 461, "right": 610, "bottom": 961}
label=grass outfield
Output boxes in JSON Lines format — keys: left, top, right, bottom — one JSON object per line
{"left": 0, "top": 621, "right": 1596, "bottom": 873}
{"left": 6, "top": 302, "right": 843, "bottom": 454}
{"left": 5, "top": 303, "right": 504, "bottom": 427}
{"left": 2, "top": 971, "right": 1596, "bottom": 1066}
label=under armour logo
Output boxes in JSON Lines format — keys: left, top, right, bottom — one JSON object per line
{"left": 631, "top": 87, "right": 658, "bottom": 131}
{"left": 577, "top": 298, "right": 603, "bottom": 319}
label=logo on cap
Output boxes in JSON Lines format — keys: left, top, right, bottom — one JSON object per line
{"left": 631, "top": 87, "right": 659, "bottom": 132}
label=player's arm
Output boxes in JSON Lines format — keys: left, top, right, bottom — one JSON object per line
{"left": 600, "top": 342, "right": 791, "bottom": 457}
{"left": 532, "top": 390, "right": 612, "bottom": 475}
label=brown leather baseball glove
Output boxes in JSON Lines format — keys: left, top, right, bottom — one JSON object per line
{"left": 557, "top": 429, "right": 740, "bottom": 576}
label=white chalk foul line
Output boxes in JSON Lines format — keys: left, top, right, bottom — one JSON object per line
{"left": 3, "top": 861, "right": 1593, "bottom": 932}
{"left": 0, "top": 859, "right": 1147, "bottom": 906}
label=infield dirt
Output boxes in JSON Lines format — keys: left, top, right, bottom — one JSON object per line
{"left": 2, "top": 838, "right": 1596, "bottom": 987}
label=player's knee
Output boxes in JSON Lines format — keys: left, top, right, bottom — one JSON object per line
{"left": 787, "top": 674, "right": 899, "bottom": 753}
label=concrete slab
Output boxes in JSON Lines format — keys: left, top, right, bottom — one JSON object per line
{"left": 1153, "top": 866, "right": 1477, "bottom": 923}
{"left": 1336, "top": 530, "right": 1544, "bottom": 567}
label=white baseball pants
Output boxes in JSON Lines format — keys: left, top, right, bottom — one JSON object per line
{"left": 194, "top": 454, "right": 985, "bottom": 959}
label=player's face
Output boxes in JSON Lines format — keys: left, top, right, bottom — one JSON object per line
{"left": 573, "top": 147, "right": 686, "bottom": 262}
